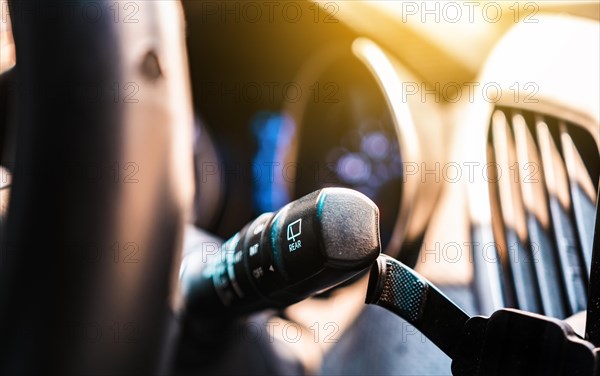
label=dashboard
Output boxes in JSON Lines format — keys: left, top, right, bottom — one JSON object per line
{"left": 0, "top": 1, "right": 598, "bottom": 375}
{"left": 180, "top": 2, "right": 600, "bottom": 373}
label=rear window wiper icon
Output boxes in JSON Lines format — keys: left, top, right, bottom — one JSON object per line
{"left": 287, "top": 218, "right": 302, "bottom": 242}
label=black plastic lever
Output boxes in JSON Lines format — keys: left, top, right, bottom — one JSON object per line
{"left": 366, "top": 254, "right": 469, "bottom": 359}
{"left": 366, "top": 254, "right": 600, "bottom": 376}
{"left": 181, "top": 187, "right": 381, "bottom": 318}
{"left": 452, "top": 309, "right": 598, "bottom": 376}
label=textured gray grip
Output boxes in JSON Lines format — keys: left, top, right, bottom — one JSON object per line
{"left": 366, "top": 255, "right": 470, "bottom": 358}
{"left": 377, "top": 258, "right": 429, "bottom": 322}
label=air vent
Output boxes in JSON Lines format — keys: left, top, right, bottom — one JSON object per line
{"left": 485, "top": 107, "right": 599, "bottom": 319}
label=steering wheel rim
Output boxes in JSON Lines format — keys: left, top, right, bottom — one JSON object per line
{"left": 0, "top": 1, "right": 194, "bottom": 374}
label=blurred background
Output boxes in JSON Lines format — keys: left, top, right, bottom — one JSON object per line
{"left": 0, "top": 1, "right": 599, "bottom": 375}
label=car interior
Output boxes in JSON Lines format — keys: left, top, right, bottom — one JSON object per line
{"left": 0, "top": 1, "right": 599, "bottom": 375}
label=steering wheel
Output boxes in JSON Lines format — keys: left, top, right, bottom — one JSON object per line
{"left": 0, "top": 1, "right": 193, "bottom": 374}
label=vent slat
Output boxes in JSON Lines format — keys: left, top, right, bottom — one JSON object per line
{"left": 511, "top": 113, "right": 567, "bottom": 318}
{"left": 536, "top": 119, "right": 588, "bottom": 316}
{"left": 489, "top": 110, "right": 541, "bottom": 312}
{"left": 471, "top": 225, "right": 507, "bottom": 314}
{"left": 560, "top": 125, "right": 597, "bottom": 277}
{"left": 482, "top": 106, "right": 598, "bottom": 319}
